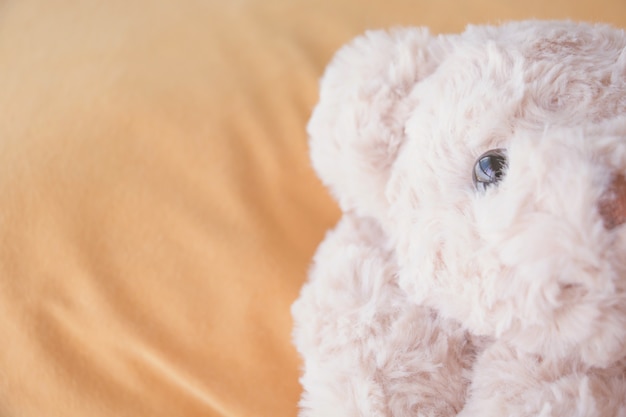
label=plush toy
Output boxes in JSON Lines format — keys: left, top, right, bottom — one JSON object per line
{"left": 292, "top": 20, "right": 626, "bottom": 416}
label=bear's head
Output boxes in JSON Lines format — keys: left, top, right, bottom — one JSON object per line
{"left": 308, "top": 21, "right": 626, "bottom": 366}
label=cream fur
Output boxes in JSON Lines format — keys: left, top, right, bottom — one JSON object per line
{"left": 292, "top": 21, "right": 626, "bottom": 416}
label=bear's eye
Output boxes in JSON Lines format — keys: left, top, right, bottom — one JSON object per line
{"left": 472, "top": 149, "right": 507, "bottom": 192}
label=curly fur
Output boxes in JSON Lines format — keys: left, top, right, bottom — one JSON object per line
{"left": 292, "top": 20, "right": 626, "bottom": 416}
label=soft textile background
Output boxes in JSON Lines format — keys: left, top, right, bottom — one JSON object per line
{"left": 0, "top": 1, "right": 624, "bottom": 416}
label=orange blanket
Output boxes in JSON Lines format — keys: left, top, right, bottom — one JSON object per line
{"left": 0, "top": 1, "right": 624, "bottom": 416}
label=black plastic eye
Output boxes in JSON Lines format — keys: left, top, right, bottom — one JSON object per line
{"left": 472, "top": 149, "right": 507, "bottom": 192}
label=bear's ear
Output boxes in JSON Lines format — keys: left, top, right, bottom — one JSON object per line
{"left": 308, "top": 27, "right": 442, "bottom": 220}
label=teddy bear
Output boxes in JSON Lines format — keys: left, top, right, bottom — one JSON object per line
{"left": 291, "top": 20, "right": 626, "bottom": 417}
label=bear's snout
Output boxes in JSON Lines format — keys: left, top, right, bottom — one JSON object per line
{"left": 599, "top": 173, "right": 626, "bottom": 230}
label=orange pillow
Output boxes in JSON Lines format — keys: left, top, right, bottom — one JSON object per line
{"left": 0, "top": 1, "right": 624, "bottom": 416}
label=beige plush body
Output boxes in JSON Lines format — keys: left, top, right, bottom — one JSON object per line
{"left": 292, "top": 21, "right": 626, "bottom": 416}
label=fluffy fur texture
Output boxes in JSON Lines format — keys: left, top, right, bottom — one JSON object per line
{"left": 292, "top": 21, "right": 626, "bottom": 416}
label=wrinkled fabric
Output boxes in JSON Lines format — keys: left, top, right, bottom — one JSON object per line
{"left": 0, "top": 1, "right": 624, "bottom": 416}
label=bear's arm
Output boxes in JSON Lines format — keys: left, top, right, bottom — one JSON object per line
{"left": 292, "top": 215, "right": 475, "bottom": 417}
{"left": 457, "top": 341, "right": 626, "bottom": 417}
